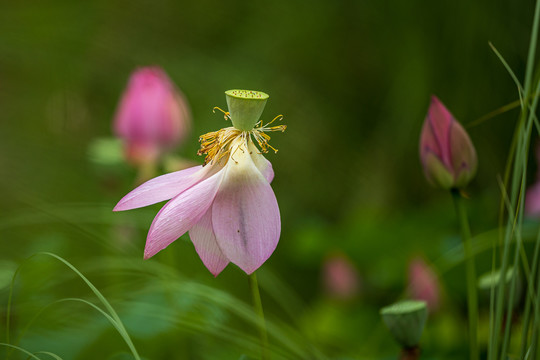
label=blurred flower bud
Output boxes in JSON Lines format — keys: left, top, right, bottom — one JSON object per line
{"left": 525, "top": 183, "right": 540, "bottom": 217}
{"left": 419, "top": 96, "right": 477, "bottom": 189}
{"left": 113, "top": 67, "right": 191, "bottom": 166}
{"left": 408, "top": 257, "right": 441, "bottom": 313}
{"left": 380, "top": 300, "right": 428, "bottom": 348}
{"left": 322, "top": 252, "right": 360, "bottom": 300}
{"left": 526, "top": 144, "right": 540, "bottom": 217}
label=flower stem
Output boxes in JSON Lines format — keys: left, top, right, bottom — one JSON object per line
{"left": 400, "top": 346, "right": 420, "bottom": 360}
{"left": 248, "top": 272, "right": 270, "bottom": 360}
{"left": 135, "top": 161, "right": 157, "bottom": 185}
{"left": 451, "top": 188, "right": 479, "bottom": 360}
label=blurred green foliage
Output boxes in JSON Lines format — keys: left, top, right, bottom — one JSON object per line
{"left": 0, "top": 0, "right": 538, "bottom": 359}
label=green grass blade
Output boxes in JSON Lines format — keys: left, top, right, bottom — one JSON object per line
{"left": 524, "top": 0, "right": 540, "bottom": 94}
{"left": 6, "top": 253, "right": 141, "bottom": 360}
{"left": 0, "top": 343, "right": 44, "bottom": 360}
{"left": 34, "top": 352, "right": 64, "bottom": 360}
{"left": 36, "top": 252, "right": 141, "bottom": 360}
{"left": 489, "top": 42, "right": 524, "bottom": 94}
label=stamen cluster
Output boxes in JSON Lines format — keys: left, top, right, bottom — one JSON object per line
{"left": 197, "top": 107, "right": 286, "bottom": 165}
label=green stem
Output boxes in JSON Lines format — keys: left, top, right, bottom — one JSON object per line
{"left": 249, "top": 272, "right": 269, "bottom": 360}
{"left": 451, "top": 188, "right": 479, "bottom": 360}
{"left": 521, "top": 227, "right": 540, "bottom": 358}
{"left": 135, "top": 161, "right": 157, "bottom": 185}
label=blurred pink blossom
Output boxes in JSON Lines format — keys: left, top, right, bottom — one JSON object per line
{"left": 114, "top": 66, "right": 191, "bottom": 166}
{"left": 419, "top": 96, "right": 477, "bottom": 189}
{"left": 323, "top": 252, "right": 360, "bottom": 300}
{"left": 408, "top": 257, "right": 440, "bottom": 313}
{"left": 526, "top": 144, "right": 540, "bottom": 217}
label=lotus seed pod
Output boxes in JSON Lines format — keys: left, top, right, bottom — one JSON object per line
{"left": 225, "top": 89, "right": 269, "bottom": 131}
{"left": 380, "top": 300, "right": 428, "bottom": 348}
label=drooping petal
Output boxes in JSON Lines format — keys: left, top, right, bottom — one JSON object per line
{"left": 248, "top": 140, "right": 274, "bottom": 183}
{"left": 144, "top": 169, "right": 225, "bottom": 259}
{"left": 114, "top": 164, "right": 219, "bottom": 211}
{"left": 189, "top": 208, "right": 229, "bottom": 276}
{"left": 212, "top": 138, "right": 281, "bottom": 274}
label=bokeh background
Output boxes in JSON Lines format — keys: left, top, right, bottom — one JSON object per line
{"left": 0, "top": 0, "right": 537, "bottom": 359}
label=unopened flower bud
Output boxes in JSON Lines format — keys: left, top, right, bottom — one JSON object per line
{"left": 322, "top": 252, "right": 360, "bottom": 300}
{"left": 408, "top": 257, "right": 441, "bottom": 313}
{"left": 114, "top": 66, "right": 191, "bottom": 166}
{"left": 380, "top": 300, "right": 428, "bottom": 348}
{"left": 419, "top": 96, "right": 477, "bottom": 189}
{"left": 225, "top": 90, "right": 269, "bottom": 131}
{"left": 525, "top": 144, "right": 540, "bottom": 217}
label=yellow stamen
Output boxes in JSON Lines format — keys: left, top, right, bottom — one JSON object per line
{"left": 249, "top": 114, "right": 286, "bottom": 154}
{"left": 197, "top": 127, "right": 242, "bottom": 165}
{"left": 212, "top": 107, "right": 231, "bottom": 121}
{"left": 197, "top": 110, "right": 286, "bottom": 165}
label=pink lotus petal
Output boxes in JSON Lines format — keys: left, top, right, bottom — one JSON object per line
{"left": 189, "top": 208, "right": 229, "bottom": 276}
{"left": 212, "top": 140, "right": 281, "bottom": 274}
{"left": 427, "top": 96, "right": 454, "bottom": 170}
{"left": 144, "top": 169, "right": 225, "bottom": 259}
{"left": 419, "top": 114, "right": 441, "bottom": 166}
{"left": 248, "top": 140, "right": 274, "bottom": 183}
{"left": 113, "top": 164, "right": 222, "bottom": 211}
{"left": 449, "top": 119, "right": 477, "bottom": 187}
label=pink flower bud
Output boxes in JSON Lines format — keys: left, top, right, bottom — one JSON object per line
{"left": 113, "top": 67, "right": 191, "bottom": 166}
{"left": 408, "top": 257, "right": 441, "bottom": 313}
{"left": 322, "top": 252, "right": 360, "bottom": 300}
{"left": 525, "top": 144, "right": 540, "bottom": 217}
{"left": 525, "top": 183, "right": 540, "bottom": 217}
{"left": 419, "top": 96, "right": 477, "bottom": 189}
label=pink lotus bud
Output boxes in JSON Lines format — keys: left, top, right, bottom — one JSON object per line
{"left": 322, "top": 252, "right": 360, "bottom": 300}
{"left": 525, "top": 144, "right": 540, "bottom": 217}
{"left": 419, "top": 96, "right": 477, "bottom": 189}
{"left": 114, "top": 67, "right": 191, "bottom": 166}
{"left": 525, "top": 183, "right": 540, "bottom": 217}
{"left": 408, "top": 257, "right": 440, "bottom": 313}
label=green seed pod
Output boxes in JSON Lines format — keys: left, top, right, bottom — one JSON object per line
{"left": 225, "top": 89, "right": 269, "bottom": 131}
{"left": 380, "top": 300, "right": 428, "bottom": 348}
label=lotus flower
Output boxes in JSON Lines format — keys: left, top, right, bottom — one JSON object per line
{"left": 419, "top": 96, "right": 477, "bottom": 189}
{"left": 114, "top": 90, "right": 285, "bottom": 275}
{"left": 113, "top": 66, "right": 191, "bottom": 166}
{"left": 408, "top": 257, "right": 441, "bottom": 313}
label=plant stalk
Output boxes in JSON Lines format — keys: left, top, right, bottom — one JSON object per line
{"left": 249, "top": 272, "right": 270, "bottom": 360}
{"left": 399, "top": 346, "right": 420, "bottom": 360}
{"left": 451, "top": 188, "right": 479, "bottom": 360}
